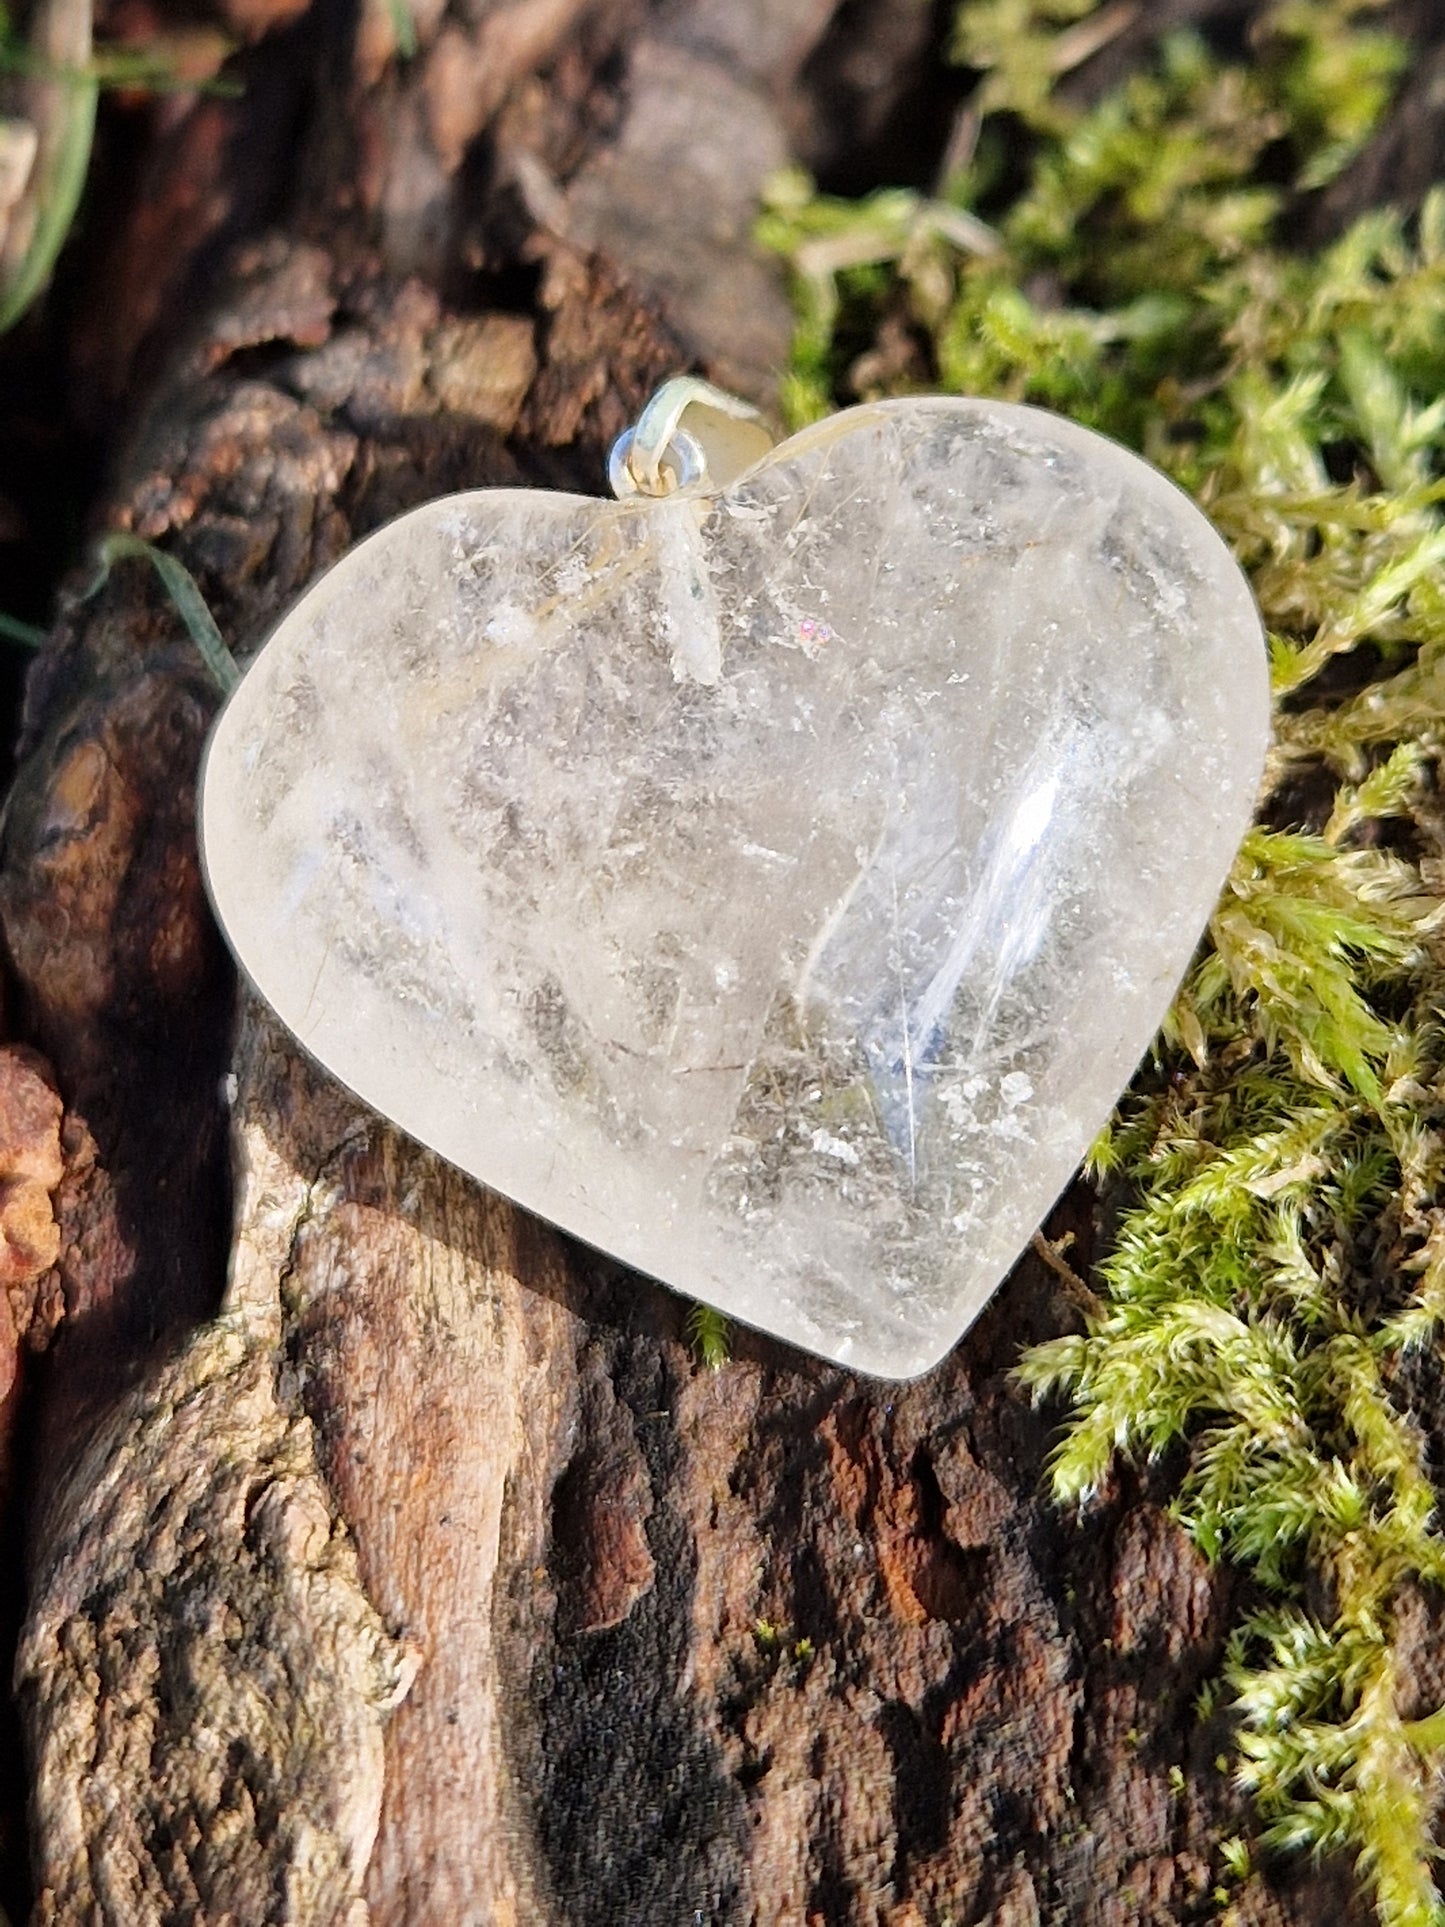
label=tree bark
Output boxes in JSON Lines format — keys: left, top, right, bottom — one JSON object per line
{"left": 0, "top": 0, "right": 1438, "bottom": 1921}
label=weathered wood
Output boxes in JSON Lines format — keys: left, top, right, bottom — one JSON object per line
{"left": 4, "top": 0, "right": 1440, "bottom": 1920}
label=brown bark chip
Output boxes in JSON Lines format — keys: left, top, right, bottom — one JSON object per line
{"left": 0, "top": 1044, "right": 65, "bottom": 1507}
{"left": 0, "top": 1048, "right": 63, "bottom": 1301}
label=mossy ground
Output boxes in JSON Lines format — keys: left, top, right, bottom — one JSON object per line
{"left": 762, "top": 5, "right": 1445, "bottom": 1922}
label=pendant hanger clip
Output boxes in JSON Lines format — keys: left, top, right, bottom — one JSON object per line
{"left": 609, "top": 378, "right": 776, "bottom": 500}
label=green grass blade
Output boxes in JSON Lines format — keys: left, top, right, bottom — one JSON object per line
{"left": 0, "top": 610, "right": 45, "bottom": 648}
{"left": 93, "top": 534, "right": 240, "bottom": 694}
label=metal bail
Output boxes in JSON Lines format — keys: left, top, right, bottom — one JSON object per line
{"left": 609, "top": 377, "right": 777, "bottom": 501}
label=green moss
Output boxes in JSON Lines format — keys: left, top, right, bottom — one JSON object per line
{"left": 762, "top": 5, "right": 1445, "bottom": 1921}
{"left": 686, "top": 1301, "right": 731, "bottom": 1370}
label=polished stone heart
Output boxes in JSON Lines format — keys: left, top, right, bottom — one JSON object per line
{"left": 200, "top": 397, "right": 1268, "bottom": 1377}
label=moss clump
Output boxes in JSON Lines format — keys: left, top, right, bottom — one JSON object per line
{"left": 762, "top": 5, "right": 1445, "bottom": 1921}
{"left": 687, "top": 1301, "right": 731, "bottom": 1371}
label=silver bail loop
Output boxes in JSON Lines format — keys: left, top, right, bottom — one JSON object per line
{"left": 609, "top": 377, "right": 776, "bottom": 500}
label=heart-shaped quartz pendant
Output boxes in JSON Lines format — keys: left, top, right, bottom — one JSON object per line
{"left": 200, "top": 382, "right": 1268, "bottom": 1378}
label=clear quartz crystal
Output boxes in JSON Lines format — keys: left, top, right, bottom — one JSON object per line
{"left": 201, "top": 397, "right": 1269, "bottom": 1377}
